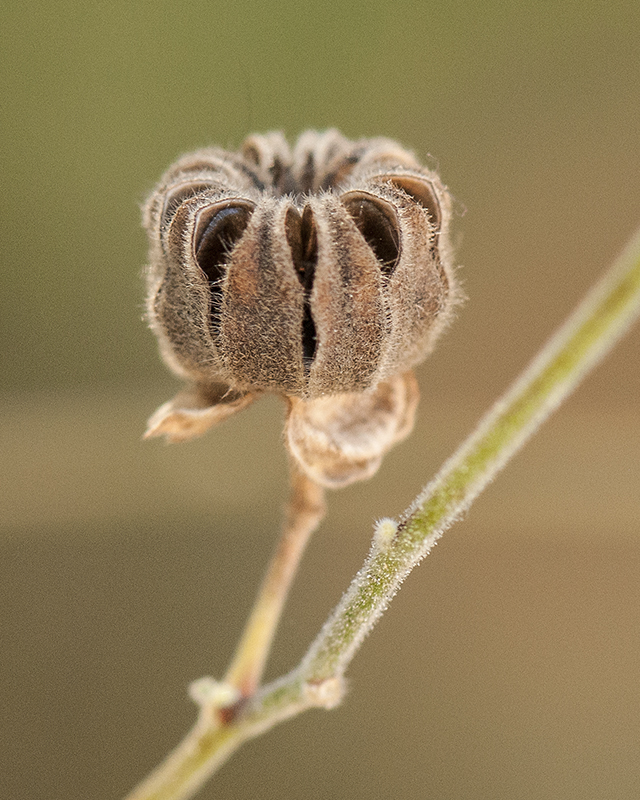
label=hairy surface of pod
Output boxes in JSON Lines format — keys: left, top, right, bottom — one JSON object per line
{"left": 143, "top": 130, "right": 458, "bottom": 488}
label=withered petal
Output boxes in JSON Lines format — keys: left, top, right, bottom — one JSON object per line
{"left": 284, "top": 371, "right": 419, "bottom": 488}
{"left": 144, "top": 384, "right": 259, "bottom": 443}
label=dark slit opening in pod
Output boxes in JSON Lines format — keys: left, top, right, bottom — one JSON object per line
{"left": 194, "top": 201, "right": 255, "bottom": 332}
{"left": 342, "top": 192, "right": 400, "bottom": 278}
{"left": 285, "top": 205, "right": 318, "bottom": 368}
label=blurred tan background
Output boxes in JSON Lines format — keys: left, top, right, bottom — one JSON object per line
{"left": 2, "top": 1, "right": 639, "bottom": 798}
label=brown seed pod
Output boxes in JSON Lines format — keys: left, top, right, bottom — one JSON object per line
{"left": 143, "top": 130, "right": 458, "bottom": 487}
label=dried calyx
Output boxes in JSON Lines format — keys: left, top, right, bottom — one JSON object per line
{"left": 143, "top": 130, "right": 458, "bottom": 488}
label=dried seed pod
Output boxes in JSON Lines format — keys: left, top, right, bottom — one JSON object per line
{"left": 143, "top": 130, "right": 458, "bottom": 487}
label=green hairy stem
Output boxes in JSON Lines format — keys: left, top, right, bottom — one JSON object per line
{"left": 125, "top": 224, "right": 640, "bottom": 800}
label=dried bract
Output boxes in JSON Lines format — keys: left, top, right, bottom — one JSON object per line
{"left": 143, "top": 130, "right": 457, "bottom": 487}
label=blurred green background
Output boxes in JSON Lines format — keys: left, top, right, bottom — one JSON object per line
{"left": 2, "top": 1, "right": 640, "bottom": 799}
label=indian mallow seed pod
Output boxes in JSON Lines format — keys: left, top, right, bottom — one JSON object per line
{"left": 143, "top": 130, "right": 458, "bottom": 488}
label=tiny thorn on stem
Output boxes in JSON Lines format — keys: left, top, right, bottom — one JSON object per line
{"left": 371, "top": 517, "right": 399, "bottom": 554}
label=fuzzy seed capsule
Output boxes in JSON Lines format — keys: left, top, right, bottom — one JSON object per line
{"left": 143, "top": 130, "right": 458, "bottom": 487}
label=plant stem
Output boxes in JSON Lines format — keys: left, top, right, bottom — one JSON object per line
{"left": 123, "top": 676, "right": 311, "bottom": 800}
{"left": 301, "top": 225, "right": 640, "bottom": 681}
{"left": 225, "top": 465, "right": 325, "bottom": 696}
{"left": 124, "top": 224, "right": 640, "bottom": 800}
